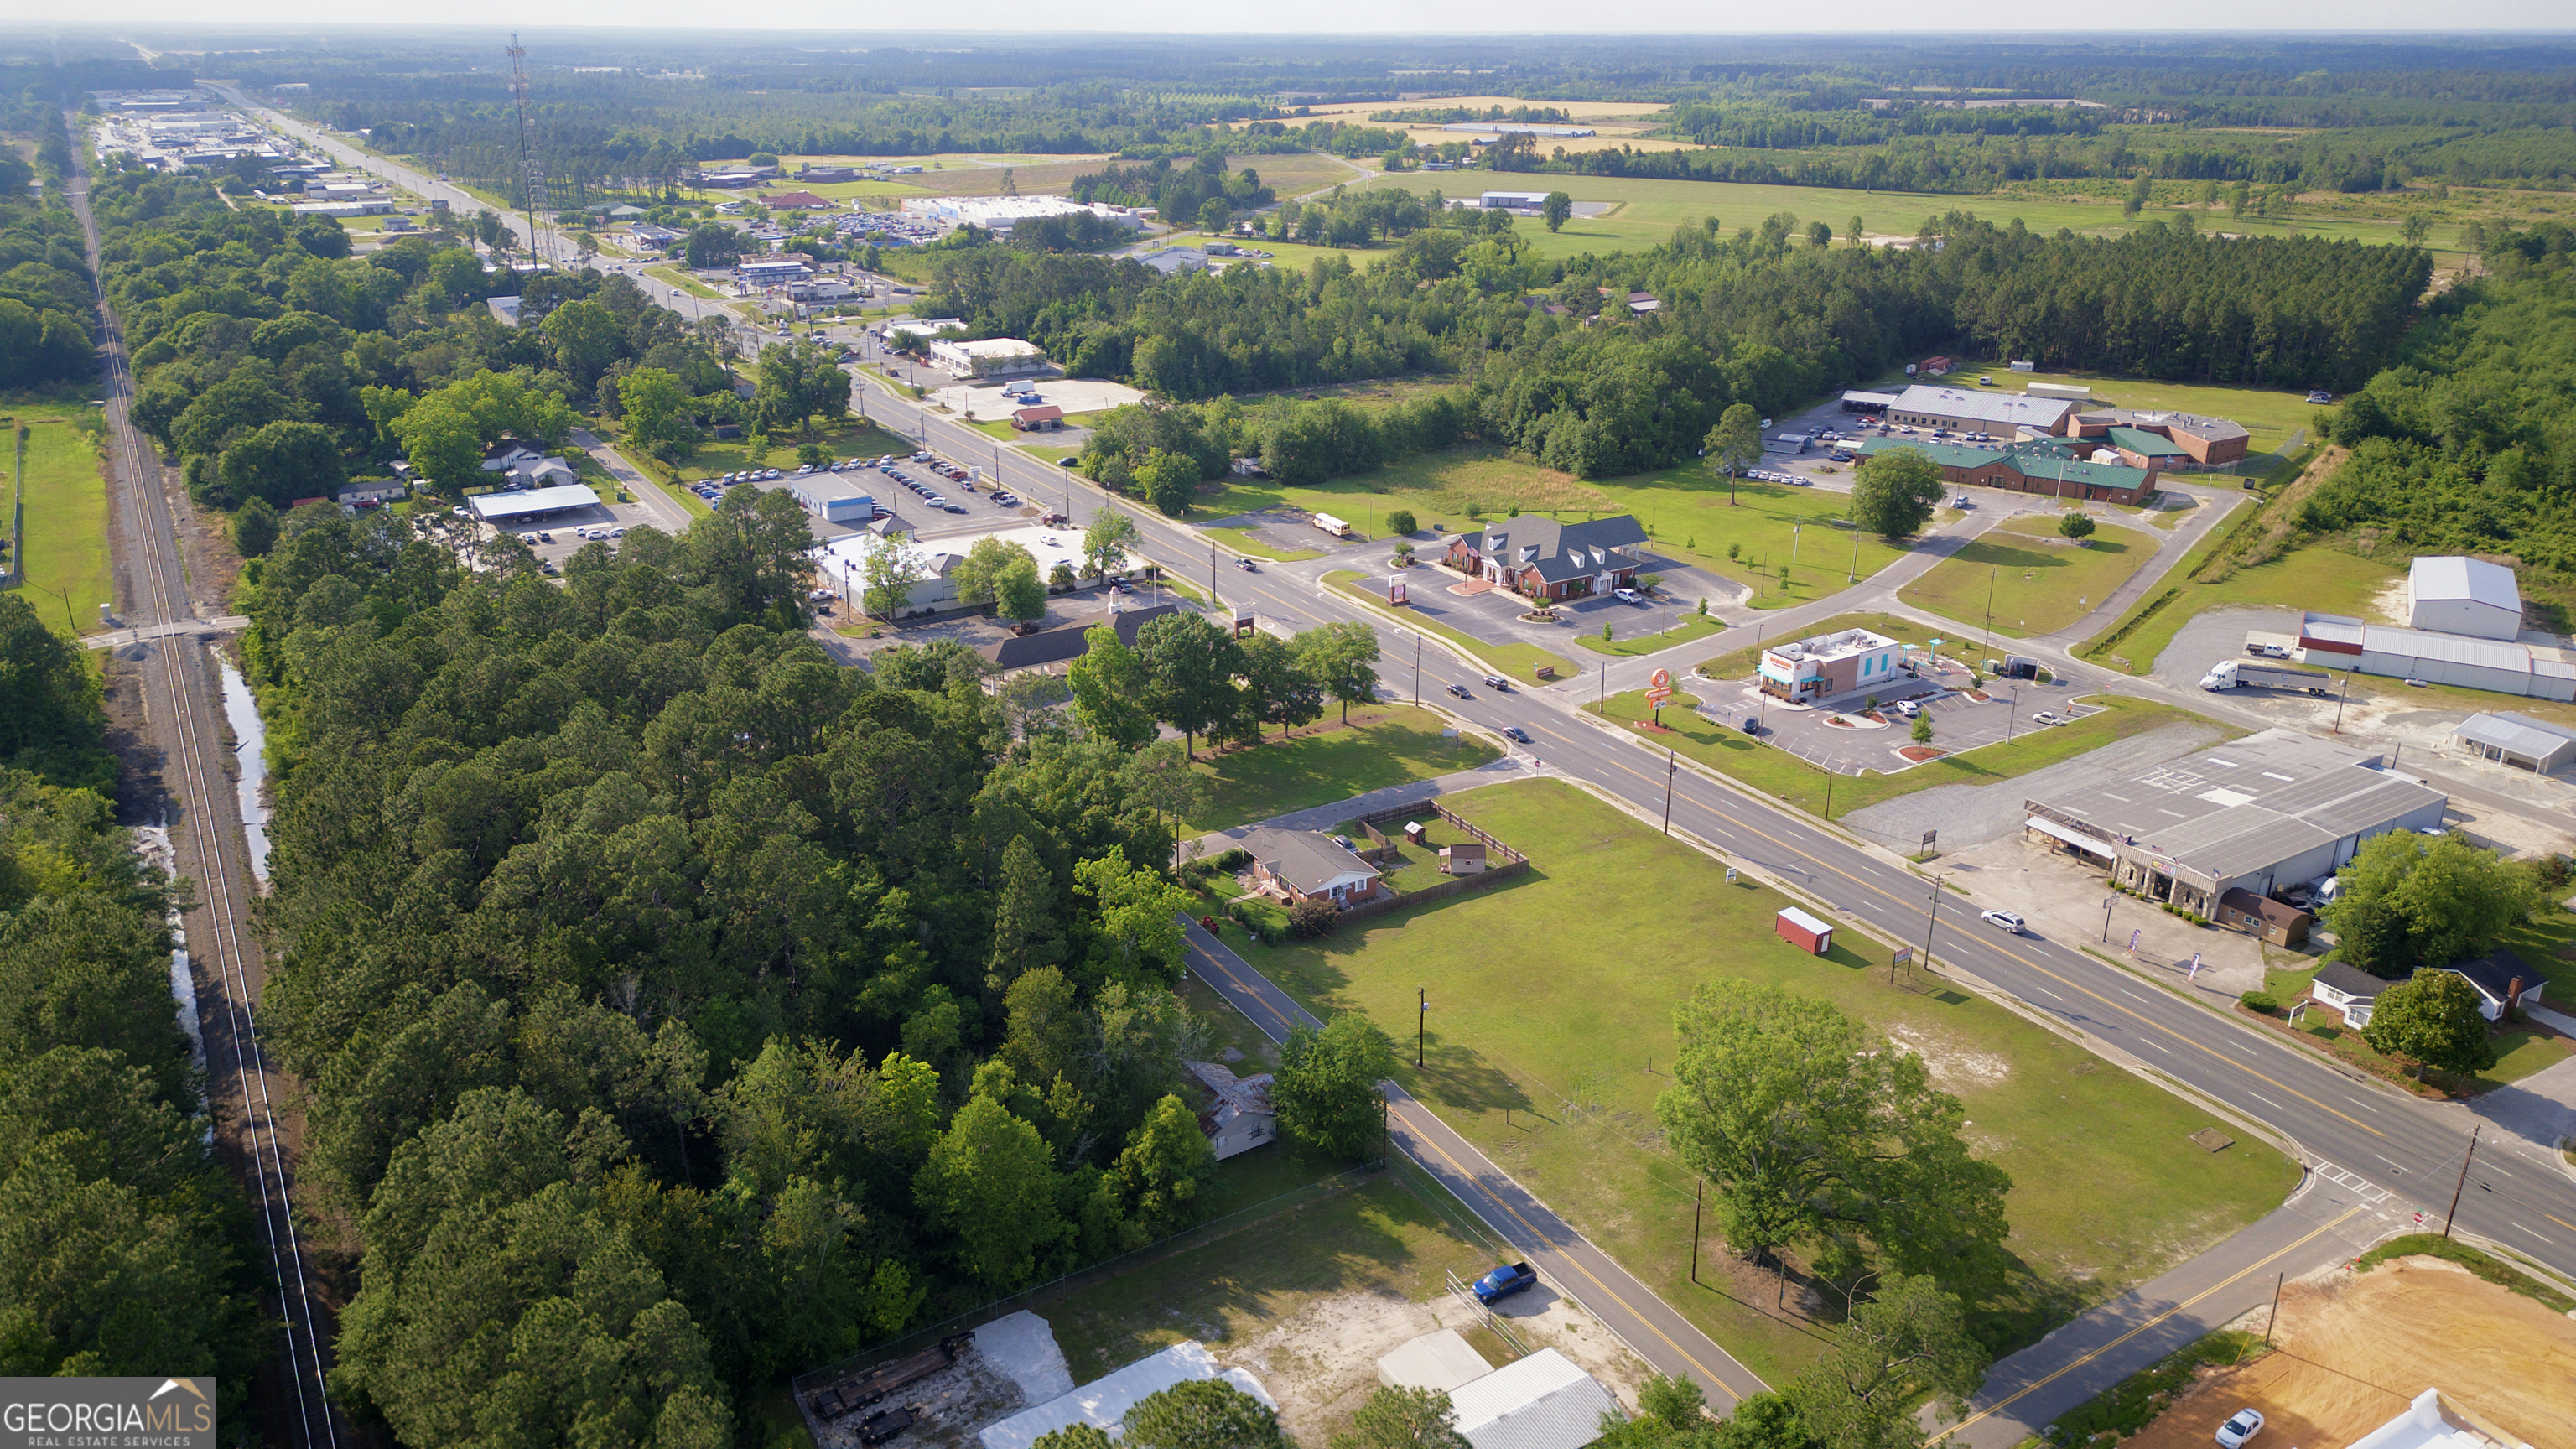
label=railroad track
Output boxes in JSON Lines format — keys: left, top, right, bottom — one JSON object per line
{"left": 61, "top": 114, "right": 341, "bottom": 1449}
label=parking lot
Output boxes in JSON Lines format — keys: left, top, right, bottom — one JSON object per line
{"left": 702, "top": 449, "right": 1055, "bottom": 546}
{"left": 475, "top": 491, "right": 670, "bottom": 574}
{"left": 1687, "top": 657, "right": 2101, "bottom": 775}
{"left": 1380, "top": 561, "right": 1699, "bottom": 657}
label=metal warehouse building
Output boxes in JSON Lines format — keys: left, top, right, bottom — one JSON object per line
{"left": 2449, "top": 712, "right": 2576, "bottom": 773}
{"left": 2298, "top": 614, "right": 2576, "bottom": 702}
{"left": 2405, "top": 555, "right": 2523, "bottom": 640}
{"left": 1883, "top": 384, "right": 2076, "bottom": 437}
{"left": 2023, "top": 731, "right": 2448, "bottom": 917}
{"left": 467, "top": 483, "right": 602, "bottom": 525}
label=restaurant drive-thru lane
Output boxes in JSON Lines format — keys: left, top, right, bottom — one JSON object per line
{"left": 1177, "top": 922, "right": 1776, "bottom": 1409}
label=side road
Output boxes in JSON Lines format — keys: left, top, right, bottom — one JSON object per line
{"left": 1177, "top": 917, "right": 1774, "bottom": 1409}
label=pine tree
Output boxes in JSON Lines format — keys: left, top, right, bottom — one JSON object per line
{"left": 988, "top": 837, "right": 1065, "bottom": 995}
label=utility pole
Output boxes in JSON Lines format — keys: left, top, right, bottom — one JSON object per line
{"left": 1914, "top": 874, "right": 1944, "bottom": 984}
{"left": 1662, "top": 748, "right": 1677, "bottom": 834}
{"left": 1417, "top": 987, "right": 1427, "bottom": 1069}
{"left": 1849, "top": 532, "right": 1859, "bottom": 584}
{"left": 2264, "top": 1271, "right": 2284, "bottom": 1348}
{"left": 1412, "top": 633, "right": 1423, "bottom": 705}
{"left": 2443, "top": 1124, "right": 2480, "bottom": 1238}
{"left": 1823, "top": 766, "right": 1835, "bottom": 819}
{"left": 1983, "top": 566, "right": 1998, "bottom": 657}
{"left": 2332, "top": 673, "right": 2349, "bottom": 733}
{"left": 1690, "top": 1180, "right": 1704, "bottom": 1285}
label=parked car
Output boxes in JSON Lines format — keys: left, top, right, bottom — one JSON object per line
{"left": 2032, "top": 711, "right": 2069, "bottom": 726}
{"left": 1472, "top": 1261, "right": 1537, "bottom": 1305}
{"left": 1980, "top": 909, "right": 2027, "bottom": 934}
{"left": 1951, "top": 495, "right": 1972, "bottom": 507}
{"left": 1828, "top": 449, "right": 1853, "bottom": 462}
{"left": 2215, "top": 1409, "right": 2264, "bottom": 1449}
{"left": 943, "top": 504, "right": 968, "bottom": 514}
{"left": 1613, "top": 586, "right": 1643, "bottom": 604}
{"left": 2306, "top": 390, "right": 2333, "bottom": 404}
{"left": 1892, "top": 699, "right": 1920, "bottom": 719}
{"left": 2246, "top": 641, "right": 2289, "bottom": 659}
{"left": 1480, "top": 674, "right": 1510, "bottom": 691}
{"left": 1446, "top": 683, "right": 1474, "bottom": 700}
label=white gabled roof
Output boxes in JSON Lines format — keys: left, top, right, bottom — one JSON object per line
{"left": 1446, "top": 1349, "right": 1620, "bottom": 1449}
{"left": 978, "top": 1342, "right": 1274, "bottom": 1449}
{"left": 2408, "top": 555, "right": 2521, "bottom": 615}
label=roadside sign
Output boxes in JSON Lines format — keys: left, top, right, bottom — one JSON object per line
{"left": 1724, "top": 867, "right": 1737, "bottom": 884}
{"left": 1646, "top": 667, "right": 1674, "bottom": 706}
{"left": 2127, "top": 928, "right": 2140, "bottom": 954}
{"left": 1891, "top": 946, "right": 1913, "bottom": 970}
{"left": 1920, "top": 829, "right": 1938, "bottom": 851}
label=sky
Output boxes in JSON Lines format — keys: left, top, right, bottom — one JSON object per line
{"left": 42, "top": 8, "right": 2576, "bottom": 34}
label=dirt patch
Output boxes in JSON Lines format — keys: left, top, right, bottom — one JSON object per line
{"left": 2122, "top": 1255, "right": 2576, "bottom": 1449}
{"left": 1885, "top": 1024, "right": 2012, "bottom": 1090}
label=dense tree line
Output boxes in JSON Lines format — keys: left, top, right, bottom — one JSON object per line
{"left": 0, "top": 138, "right": 97, "bottom": 389}
{"left": 230, "top": 496, "right": 1329, "bottom": 1439}
{"left": 0, "top": 591, "right": 268, "bottom": 1429}
{"left": 2304, "top": 221, "right": 2576, "bottom": 584}
{"left": 94, "top": 172, "right": 747, "bottom": 518}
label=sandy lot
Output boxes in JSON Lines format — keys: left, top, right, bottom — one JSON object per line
{"left": 2124, "top": 1255, "right": 2576, "bottom": 1449}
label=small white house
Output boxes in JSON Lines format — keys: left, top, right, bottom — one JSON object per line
{"left": 2407, "top": 556, "right": 2523, "bottom": 641}
{"left": 1446, "top": 1349, "right": 1622, "bottom": 1449}
{"left": 1182, "top": 1061, "right": 1277, "bottom": 1159}
{"left": 2308, "top": 963, "right": 2393, "bottom": 1027}
{"left": 2432, "top": 949, "right": 2545, "bottom": 1022}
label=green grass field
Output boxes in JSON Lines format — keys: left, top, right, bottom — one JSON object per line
{"left": 1200, "top": 446, "right": 1914, "bottom": 606}
{"left": 4, "top": 412, "right": 114, "bottom": 639}
{"left": 1571, "top": 613, "right": 1726, "bottom": 657}
{"left": 1184, "top": 703, "right": 1498, "bottom": 834}
{"left": 1590, "top": 688, "right": 2225, "bottom": 820}
{"left": 1898, "top": 515, "right": 2158, "bottom": 640}
{"left": 1259, "top": 779, "right": 2298, "bottom": 1380}
{"left": 2080, "top": 541, "right": 2399, "bottom": 677}
{"left": 1325, "top": 570, "right": 1572, "bottom": 684}
{"left": 1203, "top": 525, "right": 1322, "bottom": 564}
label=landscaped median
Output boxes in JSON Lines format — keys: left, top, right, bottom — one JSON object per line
{"left": 1323, "top": 569, "right": 1573, "bottom": 684}
{"left": 1587, "top": 688, "right": 2226, "bottom": 823}
{"left": 1571, "top": 612, "right": 1726, "bottom": 657}
{"left": 1255, "top": 778, "right": 2299, "bottom": 1385}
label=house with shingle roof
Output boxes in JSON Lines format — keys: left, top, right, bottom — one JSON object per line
{"left": 1441, "top": 514, "right": 1649, "bottom": 602}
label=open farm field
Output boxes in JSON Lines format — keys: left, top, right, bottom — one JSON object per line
{"left": 1256, "top": 778, "right": 2298, "bottom": 1384}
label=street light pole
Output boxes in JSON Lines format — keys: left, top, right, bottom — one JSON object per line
{"left": 1413, "top": 634, "right": 1423, "bottom": 705}
{"left": 1417, "top": 986, "right": 1427, "bottom": 1068}
{"left": 1662, "top": 748, "right": 1677, "bottom": 835}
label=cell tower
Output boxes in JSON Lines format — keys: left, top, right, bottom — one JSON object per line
{"left": 506, "top": 33, "right": 552, "bottom": 265}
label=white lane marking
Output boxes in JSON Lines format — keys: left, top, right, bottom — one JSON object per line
{"left": 2142, "top": 1039, "right": 2173, "bottom": 1053}
{"left": 2372, "top": 1153, "right": 2407, "bottom": 1173}
{"left": 2512, "top": 1222, "right": 2549, "bottom": 1241}
{"left": 2120, "top": 989, "right": 2153, "bottom": 1005}
{"left": 2345, "top": 1098, "right": 2380, "bottom": 1114}
{"left": 2246, "top": 1092, "right": 2283, "bottom": 1110}
{"left": 2033, "top": 987, "right": 2069, "bottom": 1004}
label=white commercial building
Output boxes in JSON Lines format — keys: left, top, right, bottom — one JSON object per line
{"left": 1479, "top": 191, "right": 1555, "bottom": 210}
{"left": 929, "top": 336, "right": 1047, "bottom": 380}
{"left": 896, "top": 195, "right": 1143, "bottom": 236}
{"left": 468, "top": 484, "right": 603, "bottom": 525}
{"left": 2299, "top": 614, "right": 2576, "bottom": 702}
{"left": 2405, "top": 555, "right": 2523, "bottom": 640}
{"left": 1885, "top": 384, "right": 2078, "bottom": 437}
{"left": 978, "top": 1342, "right": 1272, "bottom": 1449}
{"left": 812, "top": 522, "right": 1089, "bottom": 615}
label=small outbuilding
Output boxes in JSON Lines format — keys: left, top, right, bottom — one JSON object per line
{"left": 1010, "top": 405, "right": 1065, "bottom": 431}
{"left": 1374, "top": 1330, "right": 1491, "bottom": 1394}
{"left": 1446, "top": 1348, "right": 1621, "bottom": 1449}
{"left": 2216, "top": 888, "right": 2310, "bottom": 948}
{"left": 2407, "top": 556, "right": 2523, "bottom": 641}
{"left": 2449, "top": 711, "right": 2576, "bottom": 774}
{"left": 1182, "top": 1061, "right": 1277, "bottom": 1160}
{"left": 1440, "top": 841, "right": 1487, "bottom": 875}
{"left": 1774, "top": 906, "right": 1833, "bottom": 955}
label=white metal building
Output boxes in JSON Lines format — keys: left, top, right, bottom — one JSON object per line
{"left": 1884, "top": 385, "right": 2077, "bottom": 436}
{"left": 468, "top": 484, "right": 602, "bottom": 525}
{"left": 1446, "top": 1349, "right": 1622, "bottom": 1449}
{"left": 2298, "top": 614, "right": 2576, "bottom": 702}
{"left": 788, "top": 474, "right": 876, "bottom": 527}
{"left": 977, "top": 1342, "right": 1274, "bottom": 1449}
{"left": 2405, "top": 556, "right": 2522, "bottom": 640}
{"left": 929, "top": 337, "right": 1047, "bottom": 379}
{"left": 1478, "top": 191, "right": 1556, "bottom": 209}
{"left": 2449, "top": 711, "right": 2576, "bottom": 772}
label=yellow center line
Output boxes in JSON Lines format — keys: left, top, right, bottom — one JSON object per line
{"left": 1395, "top": 1099, "right": 1748, "bottom": 1402}
{"left": 2546, "top": 1213, "right": 2576, "bottom": 1235}
{"left": 1579, "top": 729, "right": 2384, "bottom": 1140}
{"left": 1929, "top": 1204, "right": 2366, "bottom": 1441}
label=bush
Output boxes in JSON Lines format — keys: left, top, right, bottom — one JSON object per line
{"left": 2240, "top": 991, "right": 2279, "bottom": 1014}
{"left": 1213, "top": 847, "right": 1251, "bottom": 872}
{"left": 1386, "top": 509, "right": 1417, "bottom": 535}
{"left": 1288, "top": 896, "right": 1341, "bottom": 939}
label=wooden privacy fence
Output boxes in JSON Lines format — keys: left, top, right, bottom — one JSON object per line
{"left": 1339, "top": 798, "right": 1532, "bottom": 925}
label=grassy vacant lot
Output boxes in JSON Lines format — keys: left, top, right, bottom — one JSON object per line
{"left": 662, "top": 418, "right": 918, "bottom": 485}
{"left": 1040, "top": 1175, "right": 1495, "bottom": 1384}
{"left": 1326, "top": 570, "right": 1572, "bottom": 685}
{"left": 1184, "top": 703, "right": 1498, "bottom": 834}
{"left": 4, "top": 410, "right": 113, "bottom": 638}
{"left": 1898, "top": 515, "right": 2158, "bottom": 639}
{"left": 1572, "top": 613, "right": 1726, "bottom": 657}
{"left": 1202, "top": 446, "right": 1914, "bottom": 605}
{"left": 1591, "top": 689, "right": 2225, "bottom": 821}
{"left": 1204, "top": 524, "right": 1322, "bottom": 564}
{"left": 1259, "top": 779, "right": 2297, "bottom": 1381}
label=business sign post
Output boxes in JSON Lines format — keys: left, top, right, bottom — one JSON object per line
{"left": 0, "top": 1378, "right": 216, "bottom": 1446}
{"left": 1646, "top": 667, "right": 1673, "bottom": 724}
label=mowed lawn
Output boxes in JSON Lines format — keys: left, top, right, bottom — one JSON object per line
{"left": 1588, "top": 689, "right": 2231, "bottom": 822}
{"left": 1900, "top": 515, "right": 2158, "bottom": 639}
{"left": 6, "top": 413, "right": 113, "bottom": 639}
{"left": 1201, "top": 445, "right": 1917, "bottom": 606}
{"left": 1326, "top": 571, "right": 1573, "bottom": 686}
{"left": 1184, "top": 703, "right": 1498, "bottom": 834}
{"left": 2081, "top": 540, "right": 2401, "bottom": 678}
{"left": 1257, "top": 779, "right": 2298, "bottom": 1381}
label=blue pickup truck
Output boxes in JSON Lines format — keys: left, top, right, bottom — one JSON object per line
{"left": 1472, "top": 1262, "right": 1537, "bottom": 1305}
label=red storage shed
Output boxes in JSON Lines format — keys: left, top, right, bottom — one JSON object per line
{"left": 1774, "top": 906, "right": 1833, "bottom": 955}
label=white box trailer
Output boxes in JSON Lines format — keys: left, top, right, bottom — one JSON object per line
{"left": 2199, "top": 659, "right": 2334, "bottom": 696}
{"left": 1311, "top": 512, "right": 1352, "bottom": 538}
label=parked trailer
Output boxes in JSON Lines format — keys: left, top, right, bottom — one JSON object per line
{"left": 811, "top": 1332, "right": 974, "bottom": 1421}
{"left": 1311, "top": 512, "right": 1353, "bottom": 538}
{"left": 2199, "top": 659, "right": 2335, "bottom": 697}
